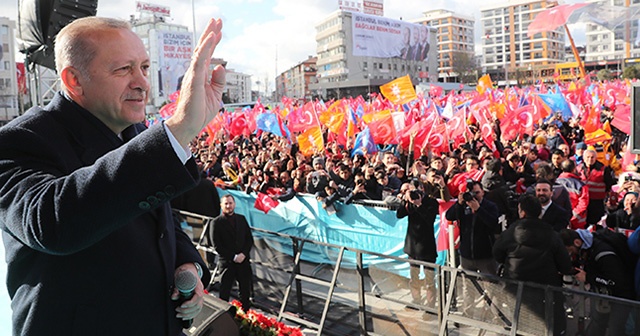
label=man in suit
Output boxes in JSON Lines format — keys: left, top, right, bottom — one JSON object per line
{"left": 212, "top": 194, "right": 254, "bottom": 310}
{"left": 0, "top": 17, "right": 223, "bottom": 335}
{"left": 537, "top": 180, "right": 571, "bottom": 231}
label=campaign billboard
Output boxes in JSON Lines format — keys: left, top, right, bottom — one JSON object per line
{"left": 352, "top": 12, "right": 430, "bottom": 62}
{"left": 156, "top": 31, "right": 193, "bottom": 97}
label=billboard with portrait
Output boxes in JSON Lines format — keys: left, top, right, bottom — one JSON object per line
{"left": 156, "top": 30, "right": 193, "bottom": 97}
{"left": 352, "top": 12, "right": 430, "bottom": 62}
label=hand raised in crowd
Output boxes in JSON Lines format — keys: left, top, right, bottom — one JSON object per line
{"left": 166, "top": 18, "right": 225, "bottom": 147}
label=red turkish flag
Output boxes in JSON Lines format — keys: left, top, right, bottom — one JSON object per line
{"left": 446, "top": 110, "right": 467, "bottom": 140}
{"left": 254, "top": 192, "right": 279, "bottom": 214}
{"left": 288, "top": 101, "right": 319, "bottom": 133}
{"left": 230, "top": 113, "right": 250, "bottom": 137}
{"left": 368, "top": 115, "right": 397, "bottom": 145}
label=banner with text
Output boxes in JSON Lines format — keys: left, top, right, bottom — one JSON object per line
{"left": 157, "top": 31, "right": 193, "bottom": 97}
{"left": 352, "top": 12, "right": 431, "bottom": 62}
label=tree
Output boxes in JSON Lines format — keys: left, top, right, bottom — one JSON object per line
{"left": 451, "top": 52, "right": 479, "bottom": 84}
{"left": 622, "top": 65, "right": 640, "bottom": 80}
{"left": 596, "top": 69, "right": 614, "bottom": 81}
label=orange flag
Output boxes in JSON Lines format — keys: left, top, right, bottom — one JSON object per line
{"left": 297, "top": 126, "right": 324, "bottom": 156}
{"left": 477, "top": 74, "right": 493, "bottom": 95}
{"left": 379, "top": 75, "right": 417, "bottom": 105}
{"left": 319, "top": 100, "right": 345, "bottom": 134}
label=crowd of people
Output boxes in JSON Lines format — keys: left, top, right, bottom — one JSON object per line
{"left": 185, "top": 92, "right": 640, "bottom": 334}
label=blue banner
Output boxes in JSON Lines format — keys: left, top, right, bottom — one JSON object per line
{"left": 220, "top": 189, "right": 447, "bottom": 269}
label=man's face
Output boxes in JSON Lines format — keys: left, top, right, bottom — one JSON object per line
{"left": 471, "top": 184, "right": 484, "bottom": 202}
{"left": 420, "top": 26, "right": 429, "bottom": 44}
{"left": 426, "top": 171, "right": 438, "bottom": 184}
{"left": 338, "top": 169, "right": 351, "bottom": 180}
{"left": 403, "top": 28, "right": 410, "bottom": 44}
{"left": 431, "top": 159, "right": 443, "bottom": 171}
{"left": 221, "top": 196, "right": 236, "bottom": 215}
{"left": 551, "top": 154, "right": 564, "bottom": 167}
{"left": 535, "top": 183, "right": 553, "bottom": 205}
{"left": 411, "top": 27, "right": 420, "bottom": 45}
{"left": 465, "top": 159, "right": 479, "bottom": 172}
{"left": 558, "top": 144, "right": 570, "bottom": 157}
{"left": 74, "top": 28, "right": 150, "bottom": 134}
{"left": 383, "top": 153, "right": 395, "bottom": 167}
{"left": 624, "top": 193, "right": 638, "bottom": 212}
{"left": 584, "top": 151, "right": 597, "bottom": 166}
{"left": 280, "top": 172, "right": 290, "bottom": 184}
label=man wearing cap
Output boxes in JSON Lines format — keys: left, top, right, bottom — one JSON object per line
{"left": 573, "top": 142, "right": 587, "bottom": 165}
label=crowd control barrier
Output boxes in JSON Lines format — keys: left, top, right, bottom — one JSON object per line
{"left": 175, "top": 194, "right": 640, "bottom": 336}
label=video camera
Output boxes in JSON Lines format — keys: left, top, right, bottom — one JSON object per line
{"left": 462, "top": 179, "right": 475, "bottom": 202}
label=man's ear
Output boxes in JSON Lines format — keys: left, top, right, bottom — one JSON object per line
{"left": 60, "top": 67, "right": 83, "bottom": 98}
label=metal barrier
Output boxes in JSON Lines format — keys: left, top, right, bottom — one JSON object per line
{"left": 174, "top": 209, "right": 640, "bottom": 336}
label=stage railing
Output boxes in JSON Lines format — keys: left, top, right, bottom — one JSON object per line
{"left": 174, "top": 209, "right": 640, "bottom": 336}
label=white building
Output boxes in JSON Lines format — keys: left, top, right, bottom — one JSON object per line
{"left": 0, "top": 17, "right": 19, "bottom": 124}
{"left": 225, "top": 69, "right": 252, "bottom": 104}
{"left": 311, "top": 10, "right": 437, "bottom": 99}
{"left": 480, "top": 0, "right": 565, "bottom": 84}
{"left": 413, "top": 9, "right": 475, "bottom": 83}
{"left": 584, "top": 0, "right": 640, "bottom": 62}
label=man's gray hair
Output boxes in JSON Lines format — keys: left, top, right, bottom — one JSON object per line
{"left": 54, "top": 17, "right": 131, "bottom": 78}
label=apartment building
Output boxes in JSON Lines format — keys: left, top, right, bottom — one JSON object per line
{"left": 310, "top": 10, "right": 437, "bottom": 100}
{"left": 275, "top": 56, "right": 317, "bottom": 102}
{"left": 0, "top": 17, "right": 19, "bottom": 124}
{"left": 413, "top": 9, "right": 475, "bottom": 83}
{"left": 584, "top": 0, "right": 640, "bottom": 63}
{"left": 480, "top": 0, "right": 565, "bottom": 84}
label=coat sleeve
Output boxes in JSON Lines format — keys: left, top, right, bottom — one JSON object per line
{"left": 476, "top": 201, "right": 500, "bottom": 233}
{"left": 212, "top": 218, "right": 235, "bottom": 261}
{"left": 0, "top": 124, "right": 199, "bottom": 255}
{"left": 492, "top": 230, "right": 510, "bottom": 264}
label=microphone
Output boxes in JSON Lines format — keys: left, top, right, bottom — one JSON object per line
{"left": 175, "top": 270, "right": 198, "bottom": 329}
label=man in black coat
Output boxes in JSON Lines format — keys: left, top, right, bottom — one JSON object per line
{"left": 493, "top": 195, "right": 574, "bottom": 335}
{"left": 396, "top": 187, "right": 439, "bottom": 306}
{"left": 0, "top": 17, "right": 221, "bottom": 335}
{"left": 212, "top": 194, "right": 254, "bottom": 310}
{"left": 445, "top": 181, "right": 500, "bottom": 316}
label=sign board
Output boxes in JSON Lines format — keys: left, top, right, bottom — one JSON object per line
{"left": 352, "top": 12, "right": 431, "bottom": 63}
{"left": 363, "top": 0, "right": 383, "bottom": 16}
{"left": 136, "top": 1, "right": 171, "bottom": 17}
{"left": 156, "top": 31, "right": 193, "bottom": 97}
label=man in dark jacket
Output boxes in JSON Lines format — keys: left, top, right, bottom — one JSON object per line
{"left": 445, "top": 181, "right": 500, "bottom": 315}
{"left": 396, "top": 188, "right": 439, "bottom": 307}
{"left": 212, "top": 194, "right": 254, "bottom": 310}
{"left": 560, "top": 228, "right": 635, "bottom": 336}
{"left": 493, "top": 195, "right": 574, "bottom": 335}
{"left": 536, "top": 180, "right": 571, "bottom": 232}
{"left": 482, "top": 158, "right": 516, "bottom": 227}
{"left": 0, "top": 17, "right": 217, "bottom": 335}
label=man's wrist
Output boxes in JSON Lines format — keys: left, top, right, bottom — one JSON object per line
{"left": 193, "top": 262, "right": 203, "bottom": 278}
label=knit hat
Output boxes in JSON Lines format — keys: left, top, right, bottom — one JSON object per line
{"left": 575, "top": 142, "right": 587, "bottom": 150}
{"left": 534, "top": 135, "right": 547, "bottom": 145}
{"left": 312, "top": 157, "right": 325, "bottom": 167}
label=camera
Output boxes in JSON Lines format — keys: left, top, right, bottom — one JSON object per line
{"left": 409, "top": 190, "right": 422, "bottom": 201}
{"left": 462, "top": 179, "right": 475, "bottom": 202}
{"left": 355, "top": 179, "right": 364, "bottom": 186}
{"left": 625, "top": 175, "right": 639, "bottom": 183}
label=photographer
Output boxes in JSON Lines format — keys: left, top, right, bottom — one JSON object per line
{"left": 396, "top": 187, "right": 439, "bottom": 307}
{"left": 423, "top": 168, "right": 451, "bottom": 201}
{"left": 445, "top": 180, "right": 500, "bottom": 316}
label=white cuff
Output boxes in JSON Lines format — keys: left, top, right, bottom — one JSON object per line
{"left": 162, "top": 122, "right": 191, "bottom": 164}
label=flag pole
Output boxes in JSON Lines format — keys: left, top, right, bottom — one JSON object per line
{"left": 564, "top": 24, "right": 586, "bottom": 79}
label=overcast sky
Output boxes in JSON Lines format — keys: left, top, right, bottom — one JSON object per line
{"left": 1, "top": 0, "right": 584, "bottom": 92}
